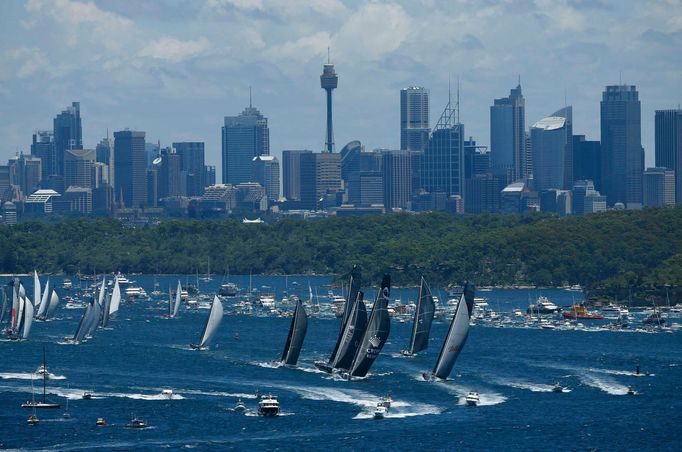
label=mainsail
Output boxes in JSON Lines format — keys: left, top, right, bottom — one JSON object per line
{"left": 0, "top": 288, "right": 7, "bottom": 325}
{"left": 20, "top": 297, "right": 34, "bottom": 339}
{"left": 97, "top": 277, "right": 106, "bottom": 306}
{"left": 72, "top": 301, "right": 93, "bottom": 343}
{"left": 84, "top": 299, "right": 102, "bottom": 338}
{"left": 172, "top": 280, "right": 182, "bottom": 318}
{"left": 429, "top": 283, "right": 475, "bottom": 380}
{"left": 45, "top": 290, "right": 59, "bottom": 320}
{"left": 280, "top": 299, "right": 309, "bottom": 365}
{"left": 109, "top": 278, "right": 121, "bottom": 316}
{"left": 33, "top": 271, "right": 41, "bottom": 311}
{"left": 348, "top": 275, "right": 391, "bottom": 378}
{"left": 101, "top": 292, "right": 111, "bottom": 328}
{"left": 36, "top": 279, "right": 51, "bottom": 319}
{"left": 330, "top": 291, "right": 367, "bottom": 370}
{"left": 326, "top": 266, "right": 362, "bottom": 366}
{"left": 192, "top": 295, "right": 224, "bottom": 349}
{"left": 404, "top": 276, "right": 436, "bottom": 356}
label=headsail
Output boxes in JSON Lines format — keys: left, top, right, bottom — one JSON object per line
{"left": 404, "top": 276, "right": 436, "bottom": 355}
{"left": 109, "top": 278, "right": 121, "bottom": 316}
{"left": 430, "top": 283, "right": 475, "bottom": 380}
{"left": 0, "top": 287, "right": 7, "bottom": 325}
{"left": 36, "top": 279, "right": 51, "bottom": 319}
{"left": 21, "top": 297, "right": 34, "bottom": 339}
{"left": 192, "top": 295, "right": 224, "bottom": 349}
{"left": 330, "top": 291, "right": 367, "bottom": 370}
{"left": 172, "top": 280, "right": 182, "bottom": 318}
{"left": 348, "top": 275, "right": 391, "bottom": 378}
{"left": 73, "top": 301, "right": 93, "bottom": 343}
{"left": 101, "top": 292, "right": 111, "bottom": 327}
{"left": 327, "top": 266, "right": 362, "bottom": 365}
{"left": 280, "top": 299, "right": 309, "bottom": 365}
{"left": 97, "top": 277, "right": 106, "bottom": 306}
{"left": 85, "top": 299, "right": 102, "bottom": 338}
{"left": 33, "top": 271, "right": 41, "bottom": 310}
{"left": 45, "top": 290, "right": 59, "bottom": 320}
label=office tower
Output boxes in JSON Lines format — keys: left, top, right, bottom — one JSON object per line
{"left": 60, "top": 186, "right": 92, "bottom": 214}
{"left": 53, "top": 102, "right": 82, "bottom": 177}
{"left": 300, "top": 152, "right": 341, "bottom": 210}
{"left": 540, "top": 189, "right": 572, "bottom": 215}
{"left": 382, "top": 150, "right": 412, "bottom": 210}
{"left": 113, "top": 130, "right": 147, "bottom": 208}
{"left": 358, "top": 171, "right": 384, "bottom": 206}
{"left": 600, "top": 85, "right": 643, "bottom": 207}
{"left": 31, "top": 131, "right": 55, "bottom": 181}
{"left": 422, "top": 100, "right": 464, "bottom": 198}
{"left": 252, "top": 155, "right": 280, "bottom": 201}
{"left": 320, "top": 58, "right": 338, "bottom": 152}
{"left": 146, "top": 166, "right": 158, "bottom": 208}
{"left": 490, "top": 83, "right": 525, "bottom": 181}
{"left": 464, "top": 173, "right": 502, "bottom": 213}
{"left": 531, "top": 106, "right": 573, "bottom": 192}
{"left": 173, "top": 142, "right": 206, "bottom": 196}
{"left": 573, "top": 135, "right": 601, "bottom": 191}
{"left": 340, "top": 140, "right": 363, "bottom": 182}
{"left": 464, "top": 138, "right": 490, "bottom": 179}
{"left": 64, "top": 148, "right": 95, "bottom": 189}
{"left": 400, "top": 87, "right": 430, "bottom": 151}
{"left": 158, "top": 147, "right": 182, "bottom": 199}
{"left": 572, "top": 179, "right": 607, "bottom": 215}
{"left": 0, "top": 165, "right": 10, "bottom": 199}
{"left": 282, "top": 150, "right": 312, "bottom": 201}
{"left": 643, "top": 167, "right": 675, "bottom": 207}
{"left": 655, "top": 109, "right": 682, "bottom": 203}
{"left": 8, "top": 154, "right": 42, "bottom": 196}
{"left": 2, "top": 201, "right": 17, "bottom": 225}
{"left": 222, "top": 103, "right": 269, "bottom": 185}
{"left": 96, "top": 137, "right": 113, "bottom": 165}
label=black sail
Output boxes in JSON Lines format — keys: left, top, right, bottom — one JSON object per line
{"left": 331, "top": 292, "right": 367, "bottom": 370}
{"left": 406, "top": 276, "right": 436, "bottom": 355}
{"left": 327, "top": 265, "right": 362, "bottom": 365}
{"left": 349, "top": 275, "right": 391, "bottom": 378}
{"left": 431, "top": 282, "right": 475, "bottom": 379}
{"left": 281, "top": 300, "right": 309, "bottom": 365}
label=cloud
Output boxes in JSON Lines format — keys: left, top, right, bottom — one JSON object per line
{"left": 3, "top": 47, "right": 49, "bottom": 78}
{"left": 139, "top": 37, "right": 212, "bottom": 62}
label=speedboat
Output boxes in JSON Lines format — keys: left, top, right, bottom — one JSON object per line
{"left": 552, "top": 381, "right": 566, "bottom": 393}
{"left": 96, "top": 417, "right": 107, "bottom": 426}
{"left": 35, "top": 364, "right": 55, "bottom": 380}
{"left": 234, "top": 399, "right": 246, "bottom": 412}
{"left": 258, "top": 394, "right": 280, "bottom": 417}
{"left": 27, "top": 414, "right": 39, "bottom": 425}
{"left": 82, "top": 391, "right": 93, "bottom": 400}
{"left": 373, "top": 405, "right": 388, "bottom": 419}
{"left": 465, "top": 391, "right": 480, "bottom": 407}
{"left": 125, "top": 417, "right": 147, "bottom": 428}
{"left": 627, "top": 387, "right": 636, "bottom": 396}
{"left": 161, "top": 388, "right": 174, "bottom": 400}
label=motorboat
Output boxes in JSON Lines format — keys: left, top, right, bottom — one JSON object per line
{"left": 465, "top": 391, "right": 480, "bottom": 406}
{"left": 258, "top": 394, "right": 280, "bottom": 417}
{"left": 527, "top": 296, "right": 561, "bottom": 315}
{"left": 96, "top": 417, "right": 107, "bottom": 426}
{"left": 125, "top": 286, "right": 148, "bottom": 300}
{"left": 35, "top": 364, "right": 54, "bottom": 380}
{"left": 552, "top": 381, "right": 566, "bottom": 393}
{"left": 627, "top": 387, "right": 636, "bottom": 396}
{"left": 161, "top": 388, "right": 174, "bottom": 400}
{"left": 562, "top": 304, "right": 604, "bottom": 320}
{"left": 125, "top": 417, "right": 147, "bottom": 428}
{"left": 234, "top": 399, "right": 246, "bottom": 412}
{"left": 82, "top": 391, "right": 93, "bottom": 400}
{"left": 62, "top": 279, "right": 73, "bottom": 290}
{"left": 373, "top": 405, "right": 388, "bottom": 419}
{"left": 218, "top": 283, "right": 239, "bottom": 297}
{"left": 27, "top": 414, "right": 39, "bottom": 425}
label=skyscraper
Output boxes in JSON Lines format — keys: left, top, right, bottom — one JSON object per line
{"left": 320, "top": 58, "right": 338, "bottom": 153}
{"left": 530, "top": 106, "right": 573, "bottom": 192}
{"left": 573, "top": 135, "right": 601, "bottom": 191}
{"left": 600, "top": 85, "right": 643, "bottom": 207}
{"left": 400, "top": 87, "right": 430, "bottom": 151}
{"left": 8, "top": 154, "right": 42, "bottom": 196}
{"left": 654, "top": 109, "right": 682, "bottom": 203}
{"left": 282, "top": 150, "right": 312, "bottom": 202}
{"left": 53, "top": 102, "right": 82, "bottom": 177}
{"left": 490, "top": 83, "right": 525, "bottom": 181}
{"left": 252, "top": 155, "right": 280, "bottom": 201}
{"left": 173, "top": 142, "right": 206, "bottom": 196}
{"left": 113, "top": 130, "right": 147, "bottom": 208}
{"left": 421, "top": 100, "right": 464, "bottom": 199}
{"left": 382, "top": 150, "right": 412, "bottom": 210}
{"left": 222, "top": 104, "right": 269, "bottom": 185}
{"left": 157, "top": 147, "right": 182, "bottom": 199}
{"left": 643, "top": 167, "right": 675, "bottom": 207}
{"left": 64, "top": 148, "right": 95, "bottom": 189}
{"left": 299, "top": 152, "right": 341, "bottom": 210}
{"left": 31, "top": 131, "right": 54, "bottom": 181}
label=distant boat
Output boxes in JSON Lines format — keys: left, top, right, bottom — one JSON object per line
{"left": 22, "top": 348, "right": 60, "bottom": 409}
{"left": 234, "top": 399, "right": 246, "bottom": 412}
{"left": 8, "top": 280, "right": 34, "bottom": 340}
{"left": 465, "top": 391, "right": 480, "bottom": 406}
{"left": 347, "top": 275, "right": 391, "bottom": 379}
{"left": 258, "top": 394, "right": 279, "bottom": 416}
{"left": 280, "top": 299, "right": 309, "bottom": 366}
{"left": 161, "top": 388, "right": 174, "bottom": 400}
{"left": 109, "top": 278, "right": 122, "bottom": 317}
{"left": 527, "top": 296, "right": 561, "bottom": 315}
{"left": 125, "top": 417, "right": 148, "bottom": 428}
{"left": 171, "top": 281, "right": 182, "bottom": 318}
{"left": 562, "top": 304, "right": 604, "bottom": 320}
{"left": 200, "top": 257, "right": 213, "bottom": 282}
{"left": 424, "top": 283, "right": 475, "bottom": 381}
{"left": 401, "top": 276, "right": 436, "bottom": 357}
{"left": 374, "top": 394, "right": 392, "bottom": 418}
{"left": 190, "top": 295, "right": 224, "bottom": 350}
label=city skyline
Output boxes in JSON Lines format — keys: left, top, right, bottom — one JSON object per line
{"left": 1, "top": 1, "right": 680, "bottom": 180}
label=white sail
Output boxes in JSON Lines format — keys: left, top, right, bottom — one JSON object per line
{"left": 33, "top": 271, "right": 41, "bottom": 310}
{"left": 85, "top": 300, "right": 102, "bottom": 338}
{"left": 109, "top": 278, "right": 121, "bottom": 315}
{"left": 21, "top": 297, "right": 34, "bottom": 339}
{"left": 172, "top": 280, "right": 182, "bottom": 318}
{"left": 196, "top": 295, "right": 224, "bottom": 348}
{"left": 16, "top": 294, "right": 25, "bottom": 333}
{"left": 18, "top": 282, "right": 25, "bottom": 299}
{"left": 36, "top": 279, "right": 51, "bottom": 319}
{"left": 97, "top": 276, "right": 106, "bottom": 306}
{"left": 45, "top": 290, "right": 59, "bottom": 319}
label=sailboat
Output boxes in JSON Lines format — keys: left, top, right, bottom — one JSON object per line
{"left": 346, "top": 275, "right": 391, "bottom": 379}
{"left": 33, "top": 270, "right": 41, "bottom": 313}
{"left": 22, "top": 348, "right": 60, "bottom": 408}
{"left": 423, "top": 283, "right": 475, "bottom": 381}
{"left": 8, "top": 281, "right": 34, "bottom": 340}
{"left": 69, "top": 298, "right": 99, "bottom": 344}
{"left": 200, "top": 257, "right": 213, "bottom": 282}
{"left": 314, "top": 266, "right": 362, "bottom": 373}
{"left": 171, "top": 280, "right": 182, "bottom": 318}
{"left": 279, "top": 299, "right": 309, "bottom": 366}
{"left": 0, "top": 287, "right": 7, "bottom": 330}
{"left": 35, "top": 279, "right": 50, "bottom": 320}
{"left": 401, "top": 276, "right": 436, "bottom": 356}
{"left": 108, "top": 277, "right": 121, "bottom": 317}
{"left": 190, "top": 295, "right": 224, "bottom": 350}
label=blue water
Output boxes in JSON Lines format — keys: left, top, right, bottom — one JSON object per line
{"left": 1, "top": 275, "right": 681, "bottom": 451}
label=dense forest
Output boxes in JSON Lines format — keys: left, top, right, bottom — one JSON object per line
{"left": 1, "top": 207, "right": 681, "bottom": 299}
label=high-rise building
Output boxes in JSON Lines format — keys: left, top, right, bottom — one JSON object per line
{"left": 654, "top": 109, "right": 682, "bottom": 203}
{"left": 64, "top": 148, "right": 95, "bottom": 189}
{"left": 252, "top": 155, "right": 280, "bottom": 201}
{"left": 573, "top": 135, "right": 601, "bottom": 191}
{"left": 222, "top": 104, "right": 269, "bottom": 185}
{"left": 113, "top": 130, "right": 147, "bottom": 208}
{"left": 530, "top": 106, "right": 573, "bottom": 192}
{"left": 382, "top": 150, "right": 412, "bottom": 210}
{"left": 490, "top": 83, "right": 525, "bottom": 181}
{"left": 464, "top": 138, "right": 490, "bottom": 180}
{"left": 643, "top": 167, "right": 675, "bottom": 207}
{"left": 204, "top": 166, "right": 216, "bottom": 187}
{"left": 95, "top": 137, "right": 114, "bottom": 187}
{"left": 320, "top": 59, "right": 338, "bottom": 152}
{"left": 600, "top": 85, "right": 643, "bottom": 207}
{"left": 53, "top": 102, "right": 82, "bottom": 177}
{"left": 173, "top": 142, "right": 206, "bottom": 196}
{"left": 572, "top": 179, "right": 607, "bottom": 215}
{"left": 421, "top": 100, "right": 464, "bottom": 199}
{"left": 0, "top": 165, "right": 10, "bottom": 200}
{"left": 299, "top": 152, "right": 341, "bottom": 210}
{"left": 31, "top": 131, "right": 54, "bottom": 181}
{"left": 8, "top": 154, "right": 42, "bottom": 196}
{"left": 282, "top": 150, "right": 312, "bottom": 202}
{"left": 158, "top": 147, "right": 182, "bottom": 199}
{"left": 400, "top": 87, "right": 430, "bottom": 151}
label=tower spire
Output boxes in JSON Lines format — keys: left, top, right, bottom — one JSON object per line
{"left": 249, "top": 86, "right": 252, "bottom": 108}
{"left": 457, "top": 76, "right": 460, "bottom": 124}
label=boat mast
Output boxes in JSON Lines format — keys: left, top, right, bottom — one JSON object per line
{"left": 42, "top": 347, "right": 47, "bottom": 403}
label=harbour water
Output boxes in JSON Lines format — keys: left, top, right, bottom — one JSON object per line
{"left": 1, "top": 275, "right": 681, "bottom": 450}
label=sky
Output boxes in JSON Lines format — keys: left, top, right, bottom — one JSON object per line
{"left": 1, "top": 0, "right": 681, "bottom": 179}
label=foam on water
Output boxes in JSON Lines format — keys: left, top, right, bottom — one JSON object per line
{"left": 431, "top": 380, "right": 507, "bottom": 406}
{"left": 579, "top": 373, "right": 629, "bottom": 395}
{"left": 488, "top": 377, "right": 555, "bottom": 392}
{"left": 0, "top": 372, "right": 66, "bottom": 380}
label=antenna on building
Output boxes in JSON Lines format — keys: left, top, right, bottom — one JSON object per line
{"left": 456, "top": 76, "right": 461, "bottom": 124}
{"left": 327, "top": 47, "right": 330, "bottom": 64}
{"left": 249, "top": 86, "right": 252, "bottom": 108}
{"left": 619, "top": 70, "right": 622, "bottom": 85}
{"left": 518, "top": 74, "right": 521, "bottom": 87}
